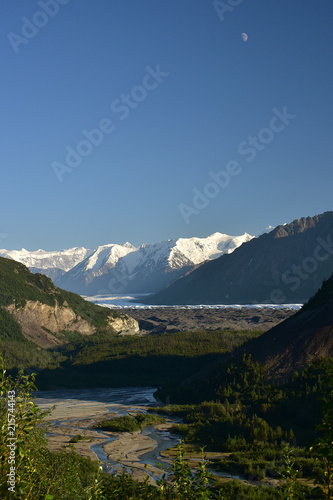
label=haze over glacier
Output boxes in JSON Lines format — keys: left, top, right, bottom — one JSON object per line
{"left": 0, "top": 232, "right": 253, "bottom": 295}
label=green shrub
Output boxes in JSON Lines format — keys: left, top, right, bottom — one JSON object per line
{"left": 92, "top": 413, "right": 166, "bottom": 432}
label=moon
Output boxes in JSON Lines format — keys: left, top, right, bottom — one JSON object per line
{"left": 241, "top": 33, "right": 248, "bottom": 42}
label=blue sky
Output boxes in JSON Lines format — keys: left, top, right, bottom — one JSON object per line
{"left": 1, "top": 0, "right": 332, "bottom": 250}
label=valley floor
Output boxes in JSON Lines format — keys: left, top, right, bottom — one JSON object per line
{"left": 125, "top": 306, "right": 298, "bottom": 334}
{"left": 35, "top": 387, "right": 178, "bottom": 484}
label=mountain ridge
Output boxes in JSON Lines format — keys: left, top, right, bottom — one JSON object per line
{"left": 56, "top": 232, "right": 254, "bottom": 295}
{"left": 0, "top": 246, "right": 93, "bottom": 281}
{"left": 1, "top": 232, "right": 253, "bottom": 296}
{"left": 145, "top": 211, "right": 333, "bottom": 305}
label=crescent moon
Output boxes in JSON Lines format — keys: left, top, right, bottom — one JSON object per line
{"left": 241, "top": 33, "right": 248, "bottom": 42}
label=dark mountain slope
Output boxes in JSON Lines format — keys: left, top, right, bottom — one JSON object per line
{"left": 146, "top": 212, "right": 333, "bottom": 305}
{"left": 245, "top": 271, "right": 333, "bottom": 379}
{"left": 155, "top": 272, "right": 333, "bottom": 406}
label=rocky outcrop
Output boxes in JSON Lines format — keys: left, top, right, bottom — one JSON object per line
{"left": 6, "top": 301, "right": 97, "bottom": 348}
{"left": 0, "top": 256, "right": 142, "bottom": 355}
{"left": 107, "top": 315, "right": 140, "bottom": 335}
{"left": 6, "top": 301, "right": 141, "bottom": 347}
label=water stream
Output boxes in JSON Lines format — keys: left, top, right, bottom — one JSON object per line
{"left": 35, "top": 386, "right": 251, "bottom": 484}
{"left": 35, "top": 387, "right": 179, "bottom": 476}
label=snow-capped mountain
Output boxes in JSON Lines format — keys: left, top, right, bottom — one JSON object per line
{"left": 146, "top": 212, "right": 333, "bottom": 305}
{"left": 0, "top": 233, "right": 253, "bottom": 295}
{"left": 57, "top": 242, "right": 138, "bottom": 293}
{"left": 55, "top": 233, "right": 254, "bottom": 295}
{"left": 0, "top": 247, "right": 93, "bottom": 281}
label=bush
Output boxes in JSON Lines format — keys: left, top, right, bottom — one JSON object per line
{"left": 0, "top": 358, "right": 98, "bottom": 499}
{"left": 92, "top": 413, "right": 166, "bottom": 432}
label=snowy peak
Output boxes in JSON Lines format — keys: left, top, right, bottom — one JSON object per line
{"left": 0, "top": 232, "right": 255, "bottom": 296}
{"left": 169, "top": 232, "right": 254, "bottom": 268}
{"left": 78, "top": 243, "right": 138, "bottom": 274}
{"left": 54, "top": 232, "right": 254, "bottom": 295}
{"left": 0, "top": 247, "right": 93, "bottom": 273}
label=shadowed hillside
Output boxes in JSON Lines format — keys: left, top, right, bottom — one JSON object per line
{"left": 244, "top": 271, "right": 333, "bottom": 379}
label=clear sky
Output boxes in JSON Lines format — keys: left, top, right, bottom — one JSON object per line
{"left": 1, "top": 0, "right": 332, "bottom": 251}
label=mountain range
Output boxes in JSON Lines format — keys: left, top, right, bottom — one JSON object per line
{"left": 0, "top": 247, "right": 92, "bottom": 281}
{"left": 146, "top": 212, "right": 333, "bottom": 305}
{"left": 1, "top": 212, "right": 333, "bottom": 387}
{"left": 0, "top": 232, "right": 253, "bottom": 296}
{"left": 2, "top": 211, "right": 333, "bottom": 305}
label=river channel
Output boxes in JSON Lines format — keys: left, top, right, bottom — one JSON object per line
{"left": 34, "top": 386, "right": 180, "bottom": 482}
